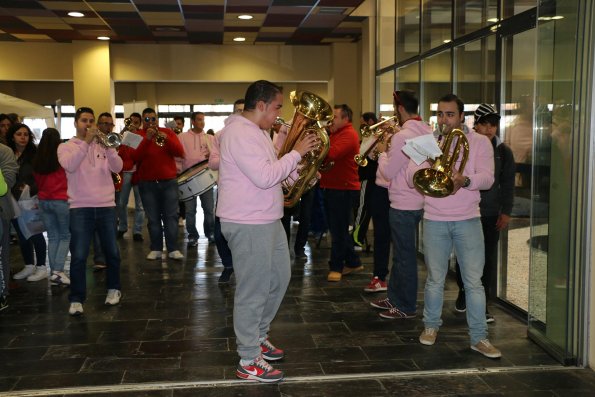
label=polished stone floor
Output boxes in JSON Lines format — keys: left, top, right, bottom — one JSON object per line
{"left": 0, "top": 221, "right": 593, "bottom": 396}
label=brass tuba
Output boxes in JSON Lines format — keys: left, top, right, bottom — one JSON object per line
{"left": 412, "top": 127, "right": 469, "bottom": 198}
{"left": 355, "top": 115, "right": 399, "bottom": 167}
{"left": 278, "top": 90, "right": 333, "bottom": 208}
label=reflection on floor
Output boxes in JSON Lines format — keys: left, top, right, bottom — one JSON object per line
{"left": 0, "top": 223, "right": 591, "bottom": 396}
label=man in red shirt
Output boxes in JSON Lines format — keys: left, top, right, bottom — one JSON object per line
{"left": 130, "top": 108, "right": 185, "bottom": 260}
{"left": 320, "top": 104, "right": 362, "bottom": 282}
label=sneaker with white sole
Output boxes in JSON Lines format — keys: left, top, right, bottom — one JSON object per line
{"left": 260, "top": 338, "right": 284, "bottom": 361}
{"left": 13, "top": 264, "right": 35, "bottom": 280}
{"left": 168, "top": 250, "right": 184, "bottom": 260}
{"left": 50, "top": 271, "right": 70, "bottom": 286}
{"left": 236, "top": 356, "right": 284, "bottom": 383}
{"left": 364, "top": 277, "right": 388, "bottom": 292}
{"left": 471, "top": 339, "right": 502, "bottom": 358}
{"left": 379, "top": 307, "right": 417, "bottom": 319}
{"left": 369, "top": 297, "right": 395, "bottom": 310}
{"left": 419, "top": 328, "right": 438, "bottom": 346}
{"left": 26, "top": 267, "right": 48, "bottom": 282}
{"left": 69, "top": 302, "right": 84, "bottom": 316}
{"left": 105, "top": 289, "right": 121, "bottom": 306}
{"left": 146, "top": 251, "right": 162, "bottom": 260}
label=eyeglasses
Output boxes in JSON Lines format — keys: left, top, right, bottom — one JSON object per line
{"left": 144, "top": 117, "right": 157, "bottom": 122}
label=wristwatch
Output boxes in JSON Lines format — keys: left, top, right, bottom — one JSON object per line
{"left": 463, "top": 176, "right": 471, "bottom": 188}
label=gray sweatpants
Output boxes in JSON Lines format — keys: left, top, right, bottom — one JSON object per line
{"left": 221, "top": 220, "right": 291, "bottom": 361}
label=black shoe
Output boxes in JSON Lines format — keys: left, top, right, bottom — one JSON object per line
{"left": 117, "top": 231, "right": 126, "bottom": 239}
{"left": 187, "top": 237, "right": 198, "bottom": 247}
{"left": 455, "top": 289, "right": 466, "bottom": 312}
{"left": 133, "top": 233, "right": 144, "bottom": 242}
{"left": 486, "top": 313, "right": 495, "bottom": 323}
{"left": 0, "top": 296, "right": 7, "bottom": 312}
{"left": 218, "top": 268, "right": 233, "bottom": 283}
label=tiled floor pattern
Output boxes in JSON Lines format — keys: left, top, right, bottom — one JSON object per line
{"left": 0, "top": 225, "right": 591, "bottom": 396}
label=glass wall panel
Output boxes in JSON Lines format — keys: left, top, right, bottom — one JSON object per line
{"left": 421, "top": 0, "right": 452, "bottom": 52}
{"left": 378, "top": 0, "right": 396, "bottom": 69}
{"left": 421, "top": 50, "right": 451, "bottom": 123}
{"left": 455, "top": 0, "right": 498, "bottom": 37}
{"left": 499, "top": 28, "right": 536, "bottom": 312}
{"left": 396, "top": 62, "right": 420, "bottom": 96}
{"left": 396, "top": 0, "right": 420, "bottom": 62}
{"left": 503, "top": 0, "right": 537, "bottom": 19}
{"left": 454, "top": 36, "right": 496, "bottom": 106}
{"left": 377, "top": 70, "right": 395, "bottom": 118}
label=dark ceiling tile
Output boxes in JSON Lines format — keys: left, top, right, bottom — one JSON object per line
{"left": 301, "top": 14, "right": 344, "bottom": 28}
{"left": 0, "top": 1, "right": 44, "bottom": 9}
{"left": 112, "top": 25, "right": 152, "bottom": 36}
{"left": 263, "top": 13, "right": 306, "bottom": 27}
{"left": 0, "top": 33, "right": 21, "bottom": 42}
{"left": 226, "top": 0, "right": 270, "bottom": 6}
{"left": 70, "top": 24, "right": 110, "bottom": 30}
{"left": 135, "top": 4, "right": 180, "bottom": 12}
{"left": 0, "top": 15, "right": 35, "bottom": 31}
{"left": 226, "top": 6, "right": 269, "bottom": 14}
{"left": 344, "top": 15, "right": 366, "bottom": 22}
{"left": 271, "top": 0, "right": 317, "bottom": 6}
{"left": 318, "top": 0, "right": 365, "bottom": 6}
{"left": 182, "top": 5, "right": 224, "bottom": 13}
{"left": 224, "top": 26, "right": 260, "bottom": 32}
{"left": 187, "top": 31, "right": 223, "bottom": 44}
{"left": 183, "top": 13, "right": 224, "bottom": 20}
{"left": 97, "top": 12, "right": 144, "bottom": 20}
{"left": 255, "top": 36, "right": 287, "bottom": 42}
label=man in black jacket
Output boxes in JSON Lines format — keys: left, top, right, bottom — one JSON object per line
{"left": 454, "top": 104, "right": 515, "bottom": 323}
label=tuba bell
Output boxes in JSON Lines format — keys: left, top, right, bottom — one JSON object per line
{"left": 278, "top": 90, "right": 333, "bottom": 208}
{"left": 412, "top": 127, "right": 469, "bottom": 197}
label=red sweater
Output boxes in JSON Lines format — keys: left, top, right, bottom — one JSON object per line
{"left": 130, "top": 127, "right": 185, "bottom": 181}
{"left": 33, "top": 168, "right": 68, "bottom": 200}
{"left": 320, "top": 122, "right": 360, "bottom": 190}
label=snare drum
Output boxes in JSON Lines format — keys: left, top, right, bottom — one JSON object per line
{"left": 177, "top": 161, "right": 218, "bottom": 201}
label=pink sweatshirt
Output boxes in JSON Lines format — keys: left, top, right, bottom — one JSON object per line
{"left": 406, "top": 128, "right": 494, "bottom": 221}
{"left": 57, "top": 138, "right": 123, "bottom": 208}
{"left": 176, "top": 130, "right": 215, "bottom": 173}
{"left": 377, "top": 118, "right": 432, "bottom": 210}
{"left": 216, "top": 115, "right": 301, "bottom": 224}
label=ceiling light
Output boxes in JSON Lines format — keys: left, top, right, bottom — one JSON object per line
{"left": 443, "top": 39, "right": 451, "bottom": 43}
{"left": 551, "top": 15, "right": 564, "bottom": 20}
{"left": 487, "top": 18, "right": 499, "bottom": 23}
{"left": 68, "top": 11, "right": 85, "bottom": 17}
{"left": 97, "top": 36, "right": 110, "bottom": 41}
{"left": 233, "top": 37, "right": 246, "bottom": 42}
{"left": 238, "top": 15, "right": 253, "bottom": 20}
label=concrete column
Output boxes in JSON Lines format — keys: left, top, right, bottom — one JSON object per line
{"left": 72, "top": 41, "right": 114, "bottom": 116}
{"left": 329, "top": 42, "right": 361, "bottom": 122}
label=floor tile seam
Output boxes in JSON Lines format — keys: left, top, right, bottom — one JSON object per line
{"left": 2, "top": 365, "right": 571, "bottom": 397}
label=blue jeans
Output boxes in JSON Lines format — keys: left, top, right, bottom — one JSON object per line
{"left": 185, "top": 187, "right": 215, "bottom": 240}
{"left": 11, "top": 219, "right": 46, "bottom": 267}
{"left": 422, "top": 218, "right": 487, "bottom": 345}
{"left": 323, "top": 189, "right": 361, "bottom": 272}
{"left": 387, "top": 208, "right": 423, "bottom": 312}
{"left": 139, "top": 179, "right": 179, "bottom": 252}
{"left": 69, "top": 207, "right": 121, "bottom": 303}
{"left": 38, "top": 200, "right": 70, "bottom": 272}
{"left": 117, "top": 172, "right": 145, "bottom": 234}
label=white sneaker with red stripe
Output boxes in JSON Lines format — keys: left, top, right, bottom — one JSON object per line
{"left": 236, "top": 356, "right": 284, "bottom": 383}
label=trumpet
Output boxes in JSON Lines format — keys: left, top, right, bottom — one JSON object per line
{"left": 354, "top": 116, "right": 399, "bottom": 167}
{"left": 88, "top": 128, "right": 122, "bottom": 149}
{"left": 147, "top": 124, "right": 166, "bottom": 147}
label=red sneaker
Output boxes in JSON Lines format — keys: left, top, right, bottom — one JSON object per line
{"left": 364, "top": 277, "right": 388, "bottom": 292}
{"left": 236, "top": 356, "right": 284, "bottom": 383}
{"left": 260, "top": 338, "right": 284, "bottom": 361}
{"left": 369, "top": 297, "right": 395, "bottom": 310}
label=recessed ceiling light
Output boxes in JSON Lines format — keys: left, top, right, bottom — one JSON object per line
{"left": 487, "top": 18, "right": 499, "bottom": 23}
{"left": 233, "top": 37, "right": 246, "bottom": 42}
{"left": 238, "top": 15, "right": 253, "bottom": 20}
{"left": 443, "top": 39, "right": 451, "bottom": 43}
{"left": 68, "top": 11, "right": 85, "bottom": 17}
{"left": 551, "top": 15, "right": 564, "bottom": 20}
{"left": 97, "top": 36, "right": 110, "bottom": 41}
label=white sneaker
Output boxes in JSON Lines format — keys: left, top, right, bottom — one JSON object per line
{"left": 168, "top": 250, "right": 184, "bottom": 260}
{"left": 50, "top": 271, "right": 70, "bottom": 286}
{"left": 105, "top": 289, "right": 121, "bottom": 306}
{"left": 13, "top": 264, "right": 35, "bottom": 280}
{"left": 69, "top": 302, "right": 84, "bottom": 316}
{"left": 27, "top": 267, "right": 48, "bottom": 282}
{"left": 146, "top": 251, "right": 162, "bottom": 260}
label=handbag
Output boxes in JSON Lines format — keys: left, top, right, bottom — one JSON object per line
{"left": 16, "top": 185, "right": 45, "bottom": 239}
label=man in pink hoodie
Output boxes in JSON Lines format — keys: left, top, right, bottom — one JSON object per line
{"left": 58, "top": 107, "right": 123, "bottom": 316}
{"left": 217, "top": 80, "right": 317, "bottom": 383}
{"left": 408, "top": 94, "right": 501, "bottom": 359}
{"left": 370, "top": 90, "right": 431, "bottom": 319}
